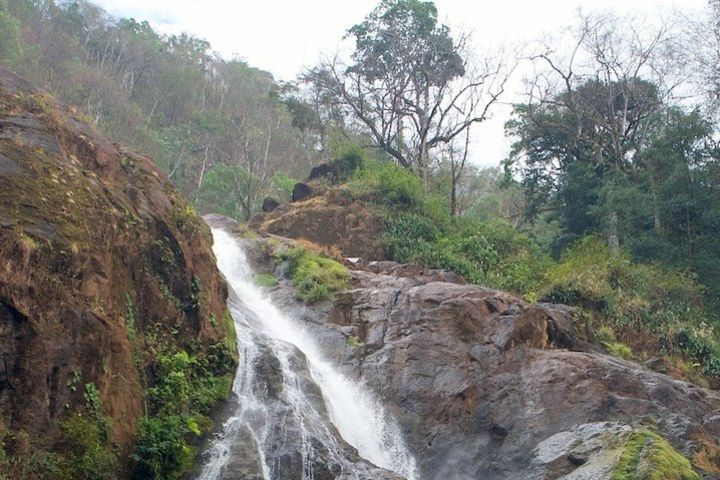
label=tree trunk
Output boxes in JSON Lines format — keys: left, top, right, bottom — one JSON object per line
{"left": 450, "top": 177, "right": 457, "bottom": 216}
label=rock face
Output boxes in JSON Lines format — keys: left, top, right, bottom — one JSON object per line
{"left": 237, "top": 235, "right": 720, "bottom": 479}
{"left": 0, "top": 68, "right": 232, "bottom": 461}
{"left": 248, "top": 188, "right": 383, "bottom": 259}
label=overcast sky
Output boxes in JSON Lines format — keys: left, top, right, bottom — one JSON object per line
{"left": 92, "top": 0, "right": 706, "bottom": 167}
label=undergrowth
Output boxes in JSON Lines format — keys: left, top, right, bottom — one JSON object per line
{"left": 0, "top": 383, "right": 117, "bottom": 480}
{"left": 132, "top": 344, "right": 234, "bottom": 480}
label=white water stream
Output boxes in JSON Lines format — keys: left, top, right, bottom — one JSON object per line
{"left": 197, "top": 228, "right": 418, "bottom": 480}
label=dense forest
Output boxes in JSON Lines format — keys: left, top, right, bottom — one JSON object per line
{"left": 2, "top": 0, "right": 720, "bottom": 392}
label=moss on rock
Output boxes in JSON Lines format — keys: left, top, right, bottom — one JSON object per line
{"left": 278, "top": 246, "right": 349, "bottom": 303}
{"left": 612, "top": 430, "right": 699, "bottom": 480}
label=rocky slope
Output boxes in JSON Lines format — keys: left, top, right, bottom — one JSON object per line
{"left": 0, "top": 68, "right": 235, "bottom": 474}
{"left": 249, "top": 185, "right": 384, "bottom": 259}
{"left": 225, "top": 218, "right": 720, "bottom": 480}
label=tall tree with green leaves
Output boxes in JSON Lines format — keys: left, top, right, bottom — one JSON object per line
{"left": 306, "top": 0, "right": 508, "bottom": 181}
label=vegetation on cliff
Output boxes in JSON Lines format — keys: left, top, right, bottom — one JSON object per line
{"left": 0, "top": 69, "right": 236, "bottom": 479}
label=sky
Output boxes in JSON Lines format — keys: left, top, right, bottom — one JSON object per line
{"left": 93, "top": 0, "right": 706, "bottom": 167}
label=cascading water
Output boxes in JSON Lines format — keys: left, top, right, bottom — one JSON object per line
{"left": 197, "top": 228, "right": 419, "bottom": 480}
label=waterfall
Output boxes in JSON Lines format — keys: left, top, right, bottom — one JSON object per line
{"left": 197, "top": 228, "right": 418, "bottom": 480}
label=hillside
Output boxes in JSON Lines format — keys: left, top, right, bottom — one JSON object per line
{"left": 249, "top": 159, "right": 720, "bottom": 392}
{"left": 0, "top": 68, "right": 236, "bottom": 479}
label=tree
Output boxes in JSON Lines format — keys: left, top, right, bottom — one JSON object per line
{"left": 306, "top": 0, "right": 509, "bottom": 181}
{"left": 507, "top": 12, "right": 681, "bottom": 251}
{"left": 0, "top": 1, "right": 22, "bottom": 68}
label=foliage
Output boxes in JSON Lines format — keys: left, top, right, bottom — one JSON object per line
{"left": 507, "top": 74, "right": 720, "bottom": 310}
{"left": 347, "top": 158, "right": 427, "bottom": 208}
{"left": 0, "top": 391, "right": 117, "bottom": 480}
{"left": 278, "top": 246, "right": 349, "bottom": 303}
{"left": 253, "top": 273, "right": 279, "bottom": 288}
{"left": 195, "top": 164, "right": 256, "bottom": 220}
{"left": 313, "top": 143, "right": 368, "bottom": 184}
{"left": 306, "top": 0, "right": 506, "bottom": 179}
{"left": 59, "top": 415, "right": 117, "bottom": 480}
{"left": 0, "top": 4, "right": 22, "bottom": 68}
{"left": 347, "top": 160, "right": 550, "bottom": 296}
{"left": 1, "top": 0, "right": 317, "bottom": 220}
{"left": 612, "top": 430, "right": 699, "bottom": 480}
{"left": 133, "top": 345, "right": 234, "bottom": 479}
{"left": 541, "top": 236, "right": 720, "bottom": 377}
{"left": 270, "top": 172, "right": 297, "bottom": 202}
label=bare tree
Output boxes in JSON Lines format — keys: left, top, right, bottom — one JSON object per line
{"left": 305, "top": 0, "right": 510, "bottom": 183}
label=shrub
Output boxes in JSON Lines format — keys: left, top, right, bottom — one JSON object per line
{"left": 380, "top": 208, "right": 550, "bottom": 297}
{"left": 347, "top": 159, "right": 425, "bottom": 208}
{"left": 253, "top": 273, "right": 279, "bottom": 288}
{"left": 60, "top": 415, "right": 117, "bottom": 480}
{"left": 133, "top": 344, "right": 235, "bottom": 479}
{"left": 278, "top": 246, "right": 349, "bottom": 303}
{"left": 133, "top": 415, "right": 190, "bottom": 479}
{"left": 541, "top": 236, "right": 720, "bottom": 379}
{"left": 327, "top": 144, "right": 366, "bottom": 182}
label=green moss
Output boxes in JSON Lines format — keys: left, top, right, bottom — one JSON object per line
{"left": 278, "top": 246, "right": 349, "bottom": 303}
{"left": 253, "top": 273, "right": 279, "bottom": 288}
{"left": 346, "top": 336, "right": 363, "bottom": 348}
{"left": 612, "top": 430, "right": 699, "bottom": 480}
{"left": 173, "top": 204, "right": 200, "bottom": 234}
{"left": 221, "top": 310, "right": 238, "bottom": 358}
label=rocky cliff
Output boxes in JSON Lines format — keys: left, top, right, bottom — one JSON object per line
{"left": 0, "top": 69, "right": 235, "bottom": 476}
{"left": 226, "top": 219, "right": 720, "bottom": 480}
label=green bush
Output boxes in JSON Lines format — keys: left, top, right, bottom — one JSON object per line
{"left": 347, "top": 159, "right": 425, "bottom": 208}
{"left": 279, "top": 246, "right": 349, "bottom": 303}
{"left": 541, "top": 236, "right": 720, "bottom": 377}
{"left": 326, "top": 144, "right": 366, "bottom": 183}
{"left": 253, "top": 273, "right": 279, "bottom": 288}
{"left": 379, "top": 207, "right": 549, "bottom": 296}
{"left": 133, "top": 344, "right": 235, "bottom": 479}
{"left": 60, "top": 415, "right": 117, "bottom": 480}
{"left": 133, "top": 415, "right": 192, "bottom": 480}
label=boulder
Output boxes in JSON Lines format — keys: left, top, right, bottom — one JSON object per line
{"left": 291, "top": 182, "right": 313, "bottom": 202}
{"left": 262, "top": 196, "right": 280, "bottom": 212}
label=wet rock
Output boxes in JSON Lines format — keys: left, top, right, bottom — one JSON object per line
{"left": 528, "top": 422, "right": 632, "bottom": 479}
{"left": 218, "top": 425, "right": 266, "bottom": 480}
{"left": 0, "top": 67, "right": 232, "bottom": 466}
